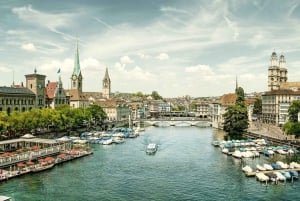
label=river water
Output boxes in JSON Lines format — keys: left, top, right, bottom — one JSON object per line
{"left": 0, "top": 127, "right": 299, "bottom": 201}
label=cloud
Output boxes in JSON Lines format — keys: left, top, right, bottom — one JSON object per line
{"left": 120, "top": 56, "right": 134, "bottom": 64}
{"left": 185, "top": 64, "right": 214, "bottom": 75}
{"left": 156, "top": 53, "right": 169, "bottom": 60}
{"left": 21, "top": 43, "right": 36, "bottom": 51}
{"left": 0, "top": 66, "right": 12, "bottom": 73}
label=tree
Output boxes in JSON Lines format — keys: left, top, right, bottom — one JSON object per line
{"left": 223, "top": 87, "right": 248, "bottom": 139}
{"left": 253, "top": 97, "right": 262, "bottom": 117}
{"left": 288, "top": 100, "right": 300, "bottom": 122}
{"left": 151, "top": 91, "right": 163, "bottom": 100}
{"left": 283, "top": 100, "right": 300, "bottom": 138}
{"left": 86, "top": 104, "right": 107, "bottom": 126}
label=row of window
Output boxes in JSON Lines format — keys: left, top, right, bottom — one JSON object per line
{"left": 0, "top": 98, "right": 34, "bottom": 105}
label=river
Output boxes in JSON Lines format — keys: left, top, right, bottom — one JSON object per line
{"left": 0, "top": 127, "right": 299, "bottom": 201}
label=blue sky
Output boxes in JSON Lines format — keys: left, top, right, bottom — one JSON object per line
{"left": 1, "top": 0, "right": 300, "bottom": 97}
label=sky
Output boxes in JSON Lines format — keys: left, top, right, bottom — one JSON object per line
{"left": 1, "top": 0, "right": 300, "bottom": 98}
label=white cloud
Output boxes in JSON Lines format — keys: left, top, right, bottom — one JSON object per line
{"left": 120, "top": 56, "right": 134, "bottom": 64}
{"left": 157, "top": 53, "right": 169, "bottom": 60}
{"left": 185, "top": 64, "right": 214, "bottom": 75}
{"left": 0, "top": 66, "right": 12, "bottom": 73}
{"left": 21, "top": 43, "right": 36, "bottom": 51}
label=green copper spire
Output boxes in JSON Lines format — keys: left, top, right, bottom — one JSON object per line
{"left": 73, "top": 41, "right": 81, "bottom": 76}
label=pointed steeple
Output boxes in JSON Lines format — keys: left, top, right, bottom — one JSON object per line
{"left": 103, "top": 67, "right": 110, "bottom": 81}
{"left": 235, "top": 76, "right": 238, "bottom": 93}
{"left": 73, "top": 40, "right": 81, "bottom": 76}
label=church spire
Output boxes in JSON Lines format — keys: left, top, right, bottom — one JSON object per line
{"left": 235, "top": 75, "right": 238, "bottom": 93}
{"left": 103, "top": 67, "right": 110, "bottom": 81}
{"left": 73, "top": 40, "right": 81, "bottom": 76}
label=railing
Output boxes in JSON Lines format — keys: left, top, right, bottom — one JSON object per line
{"left": 0, "top": 145, "right": 65, "bottom": 168}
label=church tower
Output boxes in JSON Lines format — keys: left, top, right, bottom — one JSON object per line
{"left": 279, "top": 54, "right": 288, "bottom": 84}
{"left": 71, "top": 41, "right": 83, "bottom": 92}
{"left": 268, "top": 52, "right": 280, "bottom": 91}
{"left": 102, "top": 67, "right": 111, "bottom": 99}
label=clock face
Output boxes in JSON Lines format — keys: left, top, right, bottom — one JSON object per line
{"left": 72, "top": 75, "right": 77, "bottom": 80}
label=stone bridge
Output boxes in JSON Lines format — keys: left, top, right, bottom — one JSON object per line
{"left": 133, "top": 118, "right": 211, "bottom": 127}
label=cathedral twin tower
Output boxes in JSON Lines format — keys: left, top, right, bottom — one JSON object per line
{"left": 70, "top": 42, "right": 111, "bottom": 99}
{"left": 268, "top": 51, "right": 288, "bottom": 91}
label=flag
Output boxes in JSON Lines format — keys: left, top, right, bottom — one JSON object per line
{"left": 57, "top": 68, "right": 61, "bottom": 74}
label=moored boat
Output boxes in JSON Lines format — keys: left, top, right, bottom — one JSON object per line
{"left": 31, "top": 163, "right": 55, "bottom": 173}
{"left": 256, "top": 172, "right": 269, "bottom": 182}
{"left": 289, "top": 170, "right": 299, "bottom": 179}
{"left": 256, "top": 164, "right": 266, "bottom": 171}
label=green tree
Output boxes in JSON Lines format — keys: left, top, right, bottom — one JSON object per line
{"left": 86, "top": 104, "right": 107, "bottom": 125}
{"left": 287, "top": 100, "right": 300, "bottom": 122}
{"left": 151, "top": 91, "right": 163, "bottom": 100}
{"left": 223, "top": 87, "right": 248, "bottom": 139}
{"left": 253, "top": 97, "right": 262, "bottom": 117}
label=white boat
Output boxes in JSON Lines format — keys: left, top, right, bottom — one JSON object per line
{"left": 274, "top": 172, "right": 286, "bottom": 181}
{"left": 256, "top": 173, "right": 269, "bottom": 182}
{"left": 290, "top": 162, "right": 300, "bottom": 168}
{"left": 276, "top": 161, "right": 289, "bottom": 169}
{"left": 242, "top": 165, "right": 253, "bottom": 173}
{"left": 221, "top": 148, "right": 229, "bottom": 154}
{"left": 0, "top": 196, "right": 13, "bottom": 201}
{"left": 256, "top": 164, "right": 266, "bottom": 171}
{"left": 102, "top": 138, "right": 113, "bottom": 145}
{"left": 263, "top": 164, "right": 273, "bottom": 171}
{"left": 112, "top": 137, "right": 125, "bottom": 144}
{"left": 232, "top": 150, "right": 242, "bottom": 158}
{"left": 146, "top": 143, "right": 158, "bottom": 155}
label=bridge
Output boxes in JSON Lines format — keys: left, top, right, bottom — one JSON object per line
{"left": 133, "top": 118, "right": 211, "bottom": 128}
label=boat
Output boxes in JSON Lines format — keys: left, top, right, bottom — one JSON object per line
{"left": 289, "top": 170, "right": 299, "bottom": 179}
{"left": 0, "top": 196, "right": 13, "bottom": 201}
{"left": 263, "top": 164, "right": 273, "bottom": 171}
{"left": 274, "top": 172, "right": 286, "bottom": 182}
{"left": 281, "top": 171, "right": 291, "bottom": 180}
{"left": 256, "top": 172, "right": 269, "bottom": 182}
{"left": 290, "top": 162, "right": 300, "bottom": 168}
{"left": 271, "top": 163, "right": 281, "bottom": 170}
{"left": 256, "top": 164, "right": 266, "bottom": 171}
{"left": 146, "top": 143, "right": 158, "bottom": 155}
{"left": 265, "top": 172, "right": 278, "bottom": 182}
{"left": 31, "top": 163, "right": 55, "bottom": 173}
{"left": 242, "top": 165, "right": 253, "bottom": 173}
{"left": 102, "top": 138, "right": 113, "bottom": 145}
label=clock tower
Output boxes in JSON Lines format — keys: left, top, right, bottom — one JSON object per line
{"left": 102, "top": 67, "right": 111, "bottom": 99}
{"left": 71, "top": 41, "right": 83, "bottom": 92}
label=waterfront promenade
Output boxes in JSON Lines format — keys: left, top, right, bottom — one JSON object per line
{"left": 247, "top": 122, "right": 299, "bottom": 147}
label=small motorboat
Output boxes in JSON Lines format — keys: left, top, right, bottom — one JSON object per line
{"left": 256, "top": 164, "right": 266, "bottom": 171}
{"left": 256, "top": 173, "right": 269, "bottom": 182}
{"left": 242, "top": 165, "right": 253, "bottom": 173}
{"left": 263, "top": 164, "right": 273, "bottom": 171}
{"left": 146, "top": 143, "right": 158, "bottom": 155}
{"left": 289, "top": 170, "right": 299, "bottom": 179}
{"left": 281, "top": 171, "right": 291, "bottom": 180}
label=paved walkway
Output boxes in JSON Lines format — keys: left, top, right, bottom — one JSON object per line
{"left": 247, "top": 122, "right": 296, "bottom": 141}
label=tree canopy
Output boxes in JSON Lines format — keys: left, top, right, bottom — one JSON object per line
{"left": 223, "top": 87, "right": 248, "bottom": 139}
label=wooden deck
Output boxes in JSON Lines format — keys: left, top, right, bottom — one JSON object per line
{"left": 245, "top": 168, "right": 300, "bottom": 177}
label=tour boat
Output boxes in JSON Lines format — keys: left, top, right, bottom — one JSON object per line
{"left": 146, "top": 143, "right": 158, "bottom": 155}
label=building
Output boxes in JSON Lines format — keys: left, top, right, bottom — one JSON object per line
{"left": 45, "top": 76, "right": 70, "bottom": 108}
{"left": 262, "top": 51, "right": 300, "bottom": 126}
{"left": 268, "top": 52, "right": 287, "bottom": 91}
{"left": 262, "top": 90, "right": 300, "bottom": 126}
{"left": 65, "top": 42, "right": 113, "bottom": 109}
{"left": 102, "top": 68, "right": 111, "bottom": 99}
{"left": 25, "top": 69, "right": 46, "bottom": 109}
{"left": 96, "top": 100, "right": 130, "bottom": 121}
{"left": 0, "top": 86, "right": 35, "bottom": 114}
